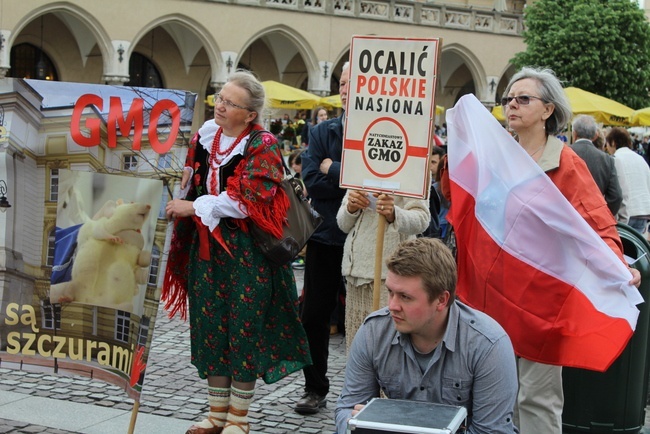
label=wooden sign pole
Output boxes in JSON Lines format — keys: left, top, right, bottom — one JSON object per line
{"left": 128, "top": 401, "right": 140, "bottom": 434}
{"left": 373, "top": 216, "right": 387, "bottom": 311}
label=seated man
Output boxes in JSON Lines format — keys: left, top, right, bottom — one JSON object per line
{"left": 335, "top": 238, "right": 518, "bottom": 434}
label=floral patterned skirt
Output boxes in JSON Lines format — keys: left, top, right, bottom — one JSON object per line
{"left": 187, "top": 221, "right": 311, "bottom": 383}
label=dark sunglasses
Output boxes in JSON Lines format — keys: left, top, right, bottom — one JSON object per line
{"left": 501, "top": 95, "right": 546, "bottom": 106}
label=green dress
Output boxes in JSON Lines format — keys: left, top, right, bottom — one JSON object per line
{"left": 187, "top": 221, "right": 309, "bottom": 383}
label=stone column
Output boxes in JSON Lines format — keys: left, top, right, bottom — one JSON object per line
{"left": 0, "top": 30, "right": 12, "bottom": 79}
{"left": 102, "top": 40, "right": 131, "bottom": 85}
{"left": 484, "top": 75, "right": 500, "bottom": 107}
{"left": 309, "top": 60, "right": 333, "bottom": 96}
{"left": 212, "top": 51, "right": 239, "bottom": 90}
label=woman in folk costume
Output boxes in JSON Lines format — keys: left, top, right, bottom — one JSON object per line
{"left": 163, "top": 70, "right": 311, "bottom": 434}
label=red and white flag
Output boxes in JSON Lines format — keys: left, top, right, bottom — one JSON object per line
{"left": 446, "top": 94, "right": 643, "bottom": 372}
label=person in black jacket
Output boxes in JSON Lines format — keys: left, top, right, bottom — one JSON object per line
{"left": 421, "top": 145, "right": 445, "bottom": 238}
{"left": 294, "top": 63, "right": 349, "bottom": 415}
{"left": 301, "top": 106, "right": 329, "bottom": 147}
{"left": 570, "top": 114, "right": 622, "bottom": 216}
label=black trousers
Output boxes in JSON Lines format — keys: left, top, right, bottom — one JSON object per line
{"left": 300, "top": 239, "right": 345, "bottom": 397}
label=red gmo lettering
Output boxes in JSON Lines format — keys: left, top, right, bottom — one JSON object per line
{"left": 70, "top": 94, "right": 181, "bottom": 153}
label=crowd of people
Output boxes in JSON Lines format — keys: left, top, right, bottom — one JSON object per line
{"left": 161, "top": 63, "right": 646, "bottom": 434}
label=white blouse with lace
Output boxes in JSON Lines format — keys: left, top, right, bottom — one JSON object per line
{"left": 189, "top": 121, "right": 251, "bottom": 232}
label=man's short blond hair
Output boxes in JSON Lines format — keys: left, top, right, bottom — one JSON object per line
{"left": 386, "top": 238, "right": 457, "bottom": 303}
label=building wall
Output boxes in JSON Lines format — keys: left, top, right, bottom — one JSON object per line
{"left": 0, "top": 0, "right": 526, "bottom": 116}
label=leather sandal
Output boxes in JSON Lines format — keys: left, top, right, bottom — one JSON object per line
{"left": 223, "top": 420, "right": 250, "bottom": 434}
{"left": 185, "top": 424, "right": 223, "bottom": 434}
{"left": 186, "top": 409, "right": 227, "bottom": 434}
{"left": 223, "top": 407, "right": 250, "bottom": 434}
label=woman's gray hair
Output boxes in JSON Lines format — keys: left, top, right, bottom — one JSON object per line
{"left": 227, "top": 69, "right": 266, "bottom": 125}
{"left": 504, "top": 67, "right": 572, "bottom": 135}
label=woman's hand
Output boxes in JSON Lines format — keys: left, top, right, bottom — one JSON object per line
{"left": 166, "top": 199, "right": 195, "bottom": 220}
{"left": 347, "top": 190, "right": 370, "bottom": 213}
{"left": 375, "top": 193, "right": 395, "bottom": 223}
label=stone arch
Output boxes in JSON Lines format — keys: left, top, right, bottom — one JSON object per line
{"left": 329, "top": 46, "right": 351, "bottom": 95}
{"left": 496, "top": 63, "right": 518, "bottom": 103}
{"left": 130, "top": 14, "right": 222, "bottom": 79}
{"left": 333, "top": 46, "right": 351, "bottom": 72}
{"left": 6, "top": 2, "right": 113, "bottom": 81}
{"left": 438, "top": 43, "right": 487, "bottom": 107}
{"left": 239, "top": 25, "right": 319, "bottom": 89}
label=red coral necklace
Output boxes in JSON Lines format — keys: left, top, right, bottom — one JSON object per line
{"left": 209, "top": 124, "right": 253, "bottom": 195}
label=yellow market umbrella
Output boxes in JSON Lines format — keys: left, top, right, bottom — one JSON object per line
{"left": 262, "top": 80, "right": 321, "bottom": 110}
{"left": 630, "top": 107, "right": 650, "bottom": 126}
{"left": 492, "top": 105, "right": 505, "bottom": 122}
{"left": 564, "top": 87, "right": 633, "bottom": 126}
{"left": 320, "top": 94, "right": 342, "bottom": 109}
{"left": 206, "top": 82, "right": 322, "bottom": 110}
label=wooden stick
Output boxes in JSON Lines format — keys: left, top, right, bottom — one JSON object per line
{"left": 373, "top": 215, "right": 387, "bottom": 311}
{"left": 128, "top": 400, "right": 140, "bottom": 434}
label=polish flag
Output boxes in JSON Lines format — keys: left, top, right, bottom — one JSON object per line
{"left": 446, "top": 95, "right": 643, "bottom": 372}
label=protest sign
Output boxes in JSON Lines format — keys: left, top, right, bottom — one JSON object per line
{"left": 0, "top": 78, "right": 195, "bottom": 406}
{"left": 341, "top": 36, "right": 441, "bottom": 199}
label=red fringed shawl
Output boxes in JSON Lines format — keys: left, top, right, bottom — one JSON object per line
{"left": 161, "top": 127, "right": 289, "bottom": 320}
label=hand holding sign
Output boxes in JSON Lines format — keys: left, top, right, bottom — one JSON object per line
{"left": 376, "top": 193, "right": 395, "bottom": 223}
{"left": 347, "top": 191, "right": 395, "bottom": 223}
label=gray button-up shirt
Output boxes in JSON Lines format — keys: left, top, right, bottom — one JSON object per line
{"left": 335, "top": 301, "right": 518, "bottom": 434}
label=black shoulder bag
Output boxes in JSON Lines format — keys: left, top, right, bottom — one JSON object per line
{"left": 245, "top": 130, "right": 322, "bottom": 266}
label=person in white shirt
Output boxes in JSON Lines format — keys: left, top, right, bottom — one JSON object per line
{"left": 606, "top": 127, "right": 650, "bottom": 233}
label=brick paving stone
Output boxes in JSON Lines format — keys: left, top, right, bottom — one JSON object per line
{"left": 297, "top": 427, "right": 322, "bottom": 434}
{"left": 151, "top": 409, "right": 174, "bottom": 417}
{"left": 259, "top": 420, "right": 280, "bottom": 428}
{"left": 262, "top": 429, "right": 290, "bottom": 434}
{"left": 18, "top": 425, "right": 52, "bottom": 433}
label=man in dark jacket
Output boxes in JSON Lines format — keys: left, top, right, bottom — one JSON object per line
{"left": 570, "top": 115, "right": 622, "bottom": 216}
{"left": 295, "top": 63, "right": 350, "bottom": 414}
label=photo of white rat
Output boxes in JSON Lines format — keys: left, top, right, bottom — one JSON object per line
{"left": 49, "top": 198, "right": 152, "bottom": 312}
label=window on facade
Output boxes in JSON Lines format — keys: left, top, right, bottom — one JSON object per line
{"left": 158, "top": 189, "right": 168, "bottom": 219}
{"left": 137, "top": 316, "right": 151, "bottom": 348}
{"left": 9, "top": 43, "right": 59, "bottom": 81}
{"left": 157, "top": 153, "right": 172, "bottom": 169}
{"left": 126, "top": 52, "right": 163, "bottom": 89}
{"left": 148, "top": 245, "right": 160, "bottom": 286}
{"left": 46, "top": 229, "right": 56, "bottom": 267}
{"left": 115, "top": 310, "right": 131, "bottom": 343}
{"left": 41, "top": 300, "right": 61, "bottom": 330}
{"left": 123, "top": 154, "right": 138, "bottom": 171}
{"left": 50, "top": 168, "right": 59, "bottom": 201}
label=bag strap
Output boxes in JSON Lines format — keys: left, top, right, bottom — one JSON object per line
{"left": 245, "top": 129, "right": 291, "bottom": 177}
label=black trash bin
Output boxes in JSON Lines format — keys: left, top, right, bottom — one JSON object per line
{"left": 562, "top": 223, "right": 650, "bottom": 433}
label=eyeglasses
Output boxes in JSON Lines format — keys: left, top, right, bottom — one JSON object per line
{"left": 501, "top": 95, "right": 547, "bottom": 106}
{"left": 214, "top": 93, "right": 252, "bottom": 111}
